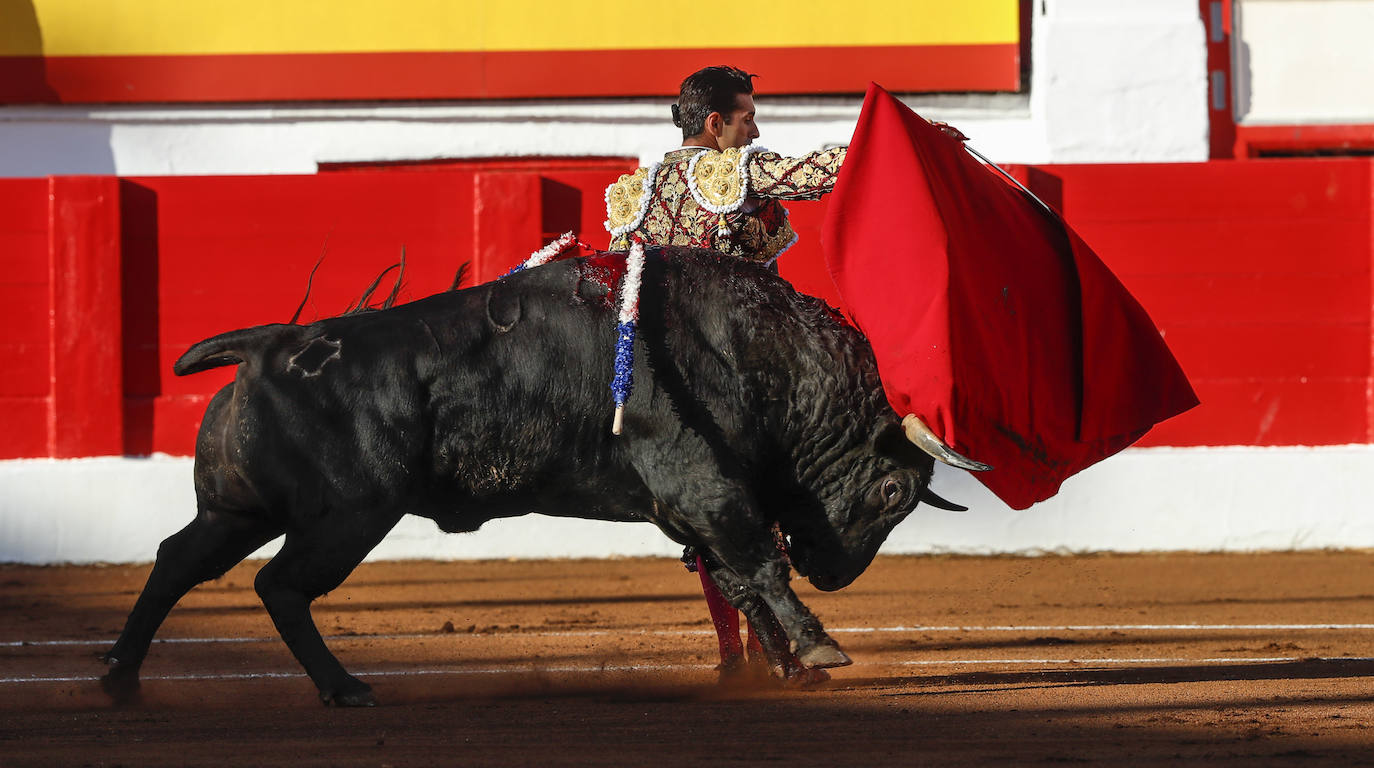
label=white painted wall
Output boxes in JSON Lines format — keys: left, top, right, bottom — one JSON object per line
{"left": 1032, "top": 0, "right": 1209, "bottom": 162}
{"left": 2, "top": 446, "right": 1370, "bottom": 564}
{"left": 1234, "top": 0, "right": 1374, "bottom": 125}
{"left": 0, "top": 0, "right": 1211, "bottom": 178}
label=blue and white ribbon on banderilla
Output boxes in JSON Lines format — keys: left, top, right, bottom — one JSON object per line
{"left": 610, "top": 240, "right": 646, "bottom": 436}
{"left": 502, "top": 231, "right": 580, "bottom": 277}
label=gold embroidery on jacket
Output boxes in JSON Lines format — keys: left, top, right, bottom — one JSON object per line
{"left": 605, "top": 146, "right": 844, "bottom": 262}
{"left": 605, "top": 167, "right": 652, "bottom": 234}
{"left": 689, "top": 147, "right": 747, "bottom": 211}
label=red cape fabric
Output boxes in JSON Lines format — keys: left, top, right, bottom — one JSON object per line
{"left": 821, "top": 84, "right": 1198, "bottom": 509}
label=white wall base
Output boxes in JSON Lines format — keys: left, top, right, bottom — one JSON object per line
{"left": 2, "top": 446, "right": 1370, "bottom": 565}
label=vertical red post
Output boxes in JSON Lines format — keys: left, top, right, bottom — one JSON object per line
{"left": 1201, "top": 0, "right": 1236, "bottom": 159}
{"left": 1368, "top": 160, "right": 1374, "bottom": 443}
{"left": 472, "top": 172, "right": 545, "bottom": 283}
{"left": 47, "top": 176, "right": 124, "bottom": 458}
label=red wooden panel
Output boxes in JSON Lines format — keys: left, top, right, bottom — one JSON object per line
{"left": 1073, "top": 218, "right": 1372, "bottom": 277}
{"left": 1019, "top": 159, "right": 1374, "bottom": 448}
{"left": 1139, "top": 377, "right": 1369, "bottom": 447}
{"left": 1046, "top": 160, "right": 1371, "bottom": 222}
{"left": 124, "top": 172, "right": 473, "bottom": 387}
{"left": 120, "top": 172, "right": 479, "bottom": 454}
{"left": 3, "top": 158, "right": 1372, "bottom": 458}
{"left": 539, "top": 167, "right": 640, "bottom": 252}
{"left": 124, "top": 394, "right": 219, "bottom": 458}
{"left": 0, "top": 289, "right": 50, "bottom": 398}
{"left": 0, "top": 233, "right": 50, "bottom": 282}
{"left": 0, "top": 179, "right": 48, "bottom": 230}
{"left": 0, "top": 399, "right": 49, "bottom": 459}
{"left": 152, "top": 396, "right": 216, "bottom": 457}
{"left": 472, "top": 172, "right": 543, "bottom": 284}
{"left": 0, "top": 179, "right": 53, "bottom": 403}
{"left": 1120, "top": 272, "right": 1368, "bottom": 326}
{"left": 1161, "top": 323, "right": 1368, "bottom": 380}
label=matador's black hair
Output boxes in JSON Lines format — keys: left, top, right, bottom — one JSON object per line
{"left": 672, "top": 66, "right": 757, "bottom": 140}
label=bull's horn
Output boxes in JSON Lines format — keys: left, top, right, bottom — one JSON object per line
{"left": 920, "top": 488, "right": 968, "bottom": 512}
{"left": 902, "top": 414, "right": 993, "bottom": 472}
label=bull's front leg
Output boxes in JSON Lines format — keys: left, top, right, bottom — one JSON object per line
{"left": 700, "top": 538, "right": 851, "bottom": 672}
{"left": 688, "top": 548, "right": 830, "bottom": 684}
{"left": 629, "top": 446, "right": 848, "bottom": 673}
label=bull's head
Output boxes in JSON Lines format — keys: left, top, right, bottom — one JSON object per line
{"left": 785, "top": 416, "right": 987, "bottom": 592}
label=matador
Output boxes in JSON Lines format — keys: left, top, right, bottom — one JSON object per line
{"left": 604, "top": 66, "right": 846, "bottom": 684}
{"left": 605, "top": 66, "right": 845, "bottom": 266}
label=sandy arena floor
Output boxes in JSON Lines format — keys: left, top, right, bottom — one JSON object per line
{"left": 4, "top": 552, "right": 1374, "bottom": 766}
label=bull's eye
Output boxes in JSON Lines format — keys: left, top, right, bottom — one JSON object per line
{"left": 881, "top": 478, "right": 903, "bottom": 503}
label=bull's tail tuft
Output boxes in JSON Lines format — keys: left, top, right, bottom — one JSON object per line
{"left": 174, "top": 324, "right": 299, "bottom": 376}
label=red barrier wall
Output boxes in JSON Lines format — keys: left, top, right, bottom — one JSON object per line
{"left": 0, "top": 178, "right": 50, "bottom": 458}
{"left": 1008, "top": 160, "right": 1373, "bottom": 447}
{"left": 1, "top": 158, "right": 1370, "bottom": 458}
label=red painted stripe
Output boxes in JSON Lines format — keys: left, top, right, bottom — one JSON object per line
{"left": 0, "top": 45, "right": 1019, "bottom": 104}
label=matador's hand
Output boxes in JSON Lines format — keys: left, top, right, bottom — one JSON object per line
{"left": 932, "top": 121, "right": 969, "bottom": 142}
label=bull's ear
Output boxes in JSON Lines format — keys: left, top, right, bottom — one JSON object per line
{"left": 873, "top": 421, "right": 931, "bottom": 469}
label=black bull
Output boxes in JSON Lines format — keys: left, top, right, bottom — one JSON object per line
{"left": 102, "top": 247, "right": 963, "bottom": 706}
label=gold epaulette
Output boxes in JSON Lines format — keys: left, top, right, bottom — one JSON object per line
{"left": 604, "top": 165, "right": 657, "bottom": 236}
{"left": 687, "top": 147, "right": 751, "bottom": 213}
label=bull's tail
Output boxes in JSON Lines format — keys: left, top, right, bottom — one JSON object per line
{"left": 174, "top": 324, "right": 301, "bottom": 376}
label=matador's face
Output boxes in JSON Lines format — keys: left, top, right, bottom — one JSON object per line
{"left": 718, "top": 93, "right": 760, "bottom": 150}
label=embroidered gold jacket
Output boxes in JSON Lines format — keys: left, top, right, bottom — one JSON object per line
{"left": 604, "top": 145, "right": 846, "bottom": 264}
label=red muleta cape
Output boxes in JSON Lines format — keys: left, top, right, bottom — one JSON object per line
{"left": 821, "top": 84, "right": 1198, "bottom": 509}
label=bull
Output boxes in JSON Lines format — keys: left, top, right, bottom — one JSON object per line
{"left": 100, "top": 247, "right": 983, "bottom": 706}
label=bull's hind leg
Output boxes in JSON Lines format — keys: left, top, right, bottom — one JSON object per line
{"left": 253, "top": 508, "right": 403, "bottom": 707}
{"left": 102, "top": 510, "right": 283, "bottom": 702}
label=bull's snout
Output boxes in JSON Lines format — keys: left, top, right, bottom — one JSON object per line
{"left": 805, "top": 564, "right": 862, "bottom": 592}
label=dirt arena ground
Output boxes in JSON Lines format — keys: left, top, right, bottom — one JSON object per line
{"left": 4, "top": 552, "right": 1374, "bottom": 766}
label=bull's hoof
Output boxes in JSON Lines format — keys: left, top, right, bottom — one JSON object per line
{"left": 320, "top": 685, "right": 377, "bottom": 708}
{"left": 780, "top": 659, "right": 829, "bottom": 686}
{"left": 797, "top": 643, "right": 852, "bottom": 670}
{"left": 716, "top": 655, "right": 773, "bottom": 685}
{"left": 99, "top": 659, "right": 142, "bottom": 704}
{"left": 782, "top": 664, "right": 832, "bottom": 686}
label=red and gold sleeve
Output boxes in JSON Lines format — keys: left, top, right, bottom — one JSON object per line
{"left": 746, "top": 147, "right": 847, "bottom": 201}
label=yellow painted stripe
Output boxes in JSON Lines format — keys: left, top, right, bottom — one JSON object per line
{"left": 3, "top": 0, "right": 1018, "bottom": 57}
